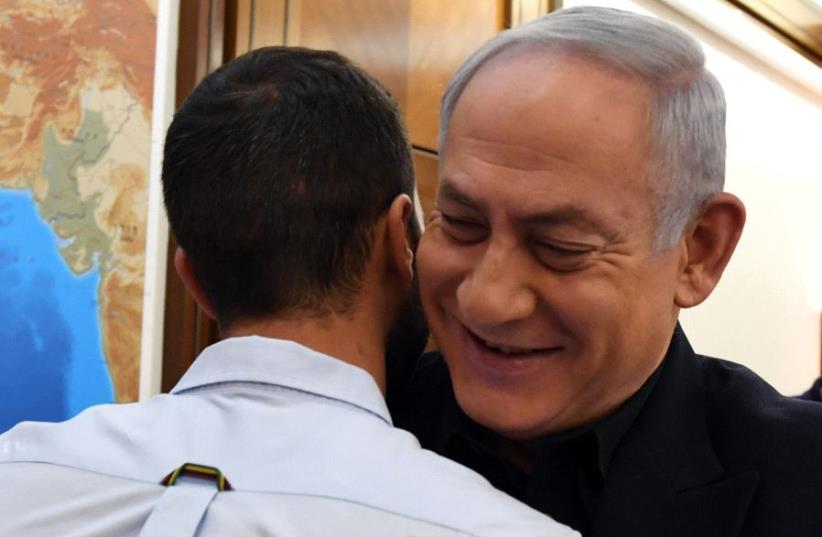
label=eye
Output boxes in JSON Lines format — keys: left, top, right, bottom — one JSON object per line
{"left": 532, "top": 240, "right": 594, "bottom": 271}
{"left": 439, "top": 213, "right": 487, "bottom": 244}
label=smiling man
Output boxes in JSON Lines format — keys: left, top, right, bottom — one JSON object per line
{"left": 390, "top": 7, "right": 822, "bottom": 537}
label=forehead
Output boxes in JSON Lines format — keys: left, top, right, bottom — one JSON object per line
{"left": 448, "top": 50, "right": 654, "bottom": 174}
{"left": 440, "top": 51, "right": 656, "bottom": 226}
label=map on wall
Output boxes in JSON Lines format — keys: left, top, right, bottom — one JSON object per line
{"left": 0, "top": 0, "right": 157, "bottom": 432}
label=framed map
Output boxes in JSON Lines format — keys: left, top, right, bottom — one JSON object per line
{"left": 0, "top": 0, "right": 158, "bottom": 431}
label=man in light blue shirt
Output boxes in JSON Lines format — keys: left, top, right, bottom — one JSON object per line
{"left": 0, "top": 47, "right": 577, "bottom": 537}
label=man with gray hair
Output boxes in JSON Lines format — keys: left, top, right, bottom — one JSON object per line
{"left": 390, "top": 6, "right": 822, "bottom": 536}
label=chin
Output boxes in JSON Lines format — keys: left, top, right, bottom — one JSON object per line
{"left": 453, "top": 384, "right": 562, "bottom": 440}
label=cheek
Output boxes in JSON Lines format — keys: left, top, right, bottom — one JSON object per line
{"left": 416, "top": 230, "right": 466, "bottom": 306}
{"left": 416, "top": 233, "right": 443, "bottom": 307}
{"left": 534, "top": 271, "right": 639, "bottom": 382}
{"left": 621, "top": 254, "right": 682, "bottom": 331}
{"left": 538, "top": 274, "right": 624, "bottom": 339}
{"left": 550, "top": 261, "right": 679, "bottom": 375}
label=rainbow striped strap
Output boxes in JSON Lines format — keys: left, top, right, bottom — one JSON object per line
{"left": 161, "top": 462, "right": 233, "bottom": 492}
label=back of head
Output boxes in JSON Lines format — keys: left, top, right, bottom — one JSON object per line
{"left": 162, "top": 47, "right": 414, "bottom": 329}
{"left": 441, "top": 6, "right": 726, "bottom": 248}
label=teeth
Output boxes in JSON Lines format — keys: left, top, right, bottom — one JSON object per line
{"left": 484, "top": 341, "right": 532, "bottom": 354}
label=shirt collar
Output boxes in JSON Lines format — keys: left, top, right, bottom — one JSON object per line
{"left": 171, "top": 336, "right": 392, "bottom": 426}
{"left": 531, "top": 348, "right": 666, "bottom": 479}
{"left": 589, "top": 358, "right": 664, "bottom": 476}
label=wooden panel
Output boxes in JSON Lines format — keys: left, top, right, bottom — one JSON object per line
{"left": 163, "top": 0, "right": 220, "bottom": 392}
{"left": 413, "top": 149, "right": 439, "bottom": 220}
{"left": 251, "top": 0, "right": 287, "bottom": 48}
{"left": 406, "top": 0, "right": 505, "bottom": 150}
{"left": 285, "top": 0, "right": 411, "bottom": 115}
{"left": 225, "top": 0, "right": 253, "bottom": 58}
{"left": 161, "top": 236, "right": 198, "bottom": 393}
{"left": 208, "top": 0, "right": 226, "bottom": 72}
{"left": 175, "top": 0, "right": 210, "bottom": 108}
{"left": 284, "top": 0, "right": 504, "bottom": 150}
{"left": 510, "top": 0, "right": 553, "bottom": 26}
{"left": 727, "top": 0, "right": 822, "bottom": 66}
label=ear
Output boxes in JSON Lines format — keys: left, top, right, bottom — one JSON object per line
{"left": 384, "top": 193, "right": 415, "bottom": 285}
{"left": 675, "top": 193, "right": 746, "bottom": 308}
{"left": 174, "top": 247, "right": 217, "bottom": 320}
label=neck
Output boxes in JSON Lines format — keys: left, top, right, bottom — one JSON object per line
{"left": 224, "top": 305, "right": 389, "bottom": 393}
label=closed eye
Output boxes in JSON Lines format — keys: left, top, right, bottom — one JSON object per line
{"left": 532, "top": 241, "right": 595, "bottom": 271}
{"left": 440, "top": 213, "right": 487, "bottom": 244}
{"left": 536, "top": 242, "right": 591, "bottom": 256}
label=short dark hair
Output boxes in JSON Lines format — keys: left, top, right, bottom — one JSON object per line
{"left": 162, "top": 47, "right": 415, "bottom": 328}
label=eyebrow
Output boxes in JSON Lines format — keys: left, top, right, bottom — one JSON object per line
{"left": 523, "top": 208, "right": 617, "bottom": 240}
{"left": 438, "top": 180, "right": 479, "bottom": 210}
{"left": 438, "top": 179, "right": 616, "bottom": 239}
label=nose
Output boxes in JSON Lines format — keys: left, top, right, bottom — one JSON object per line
{"left": 456, "top": 241, "right": 536, "bottom": 330}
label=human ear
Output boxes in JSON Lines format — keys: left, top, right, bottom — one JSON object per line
{"left": 675, "top": 193, "right": 746, "bottom": 308}
{"left": 173, "top": 247, "right": 217, "bottom": 320}
{"left": 385, "top": 194, "right": 415, "bottom": 284}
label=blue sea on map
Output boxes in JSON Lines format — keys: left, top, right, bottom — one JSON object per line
{"left": 0, "top": 189, "right": 114, "bottom": 433}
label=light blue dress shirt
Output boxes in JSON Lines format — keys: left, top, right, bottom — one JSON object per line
{"left": 0, "top": 336, "right": 578, "bottom": 537}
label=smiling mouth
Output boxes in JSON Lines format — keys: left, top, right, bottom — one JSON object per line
{"left": 460, "top": 324, "right": 563, "bottom": 367}
{"left": 464, "top": 325, "right": 557, "bottom": 356}
{"left": 481, "top": 339, "right": 545, "bottom": 355}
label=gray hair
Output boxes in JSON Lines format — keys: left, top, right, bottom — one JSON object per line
{"left": 439, "top": 6, "right": 726, "bottom": 249}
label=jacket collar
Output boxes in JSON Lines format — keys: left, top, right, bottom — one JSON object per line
{"left": 592, "top": 325, "right": 759, "bottom": 537}
{"left": 172, "top": 336, "right": 392, "bottom": 426}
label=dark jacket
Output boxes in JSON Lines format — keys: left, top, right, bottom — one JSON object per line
{"left": 390, "top": 327, "right": 822, "bottom": 537}
{"left": 799, "top": 376, "right": 822, "bottom": 402}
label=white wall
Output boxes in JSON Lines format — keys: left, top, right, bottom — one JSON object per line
{"left": 562, "top": 0, "right": 822, "bottom": 394}
{"left": 139, "top": 0, "right": 179, "bottom": 400}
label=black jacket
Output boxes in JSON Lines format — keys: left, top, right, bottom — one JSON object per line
{"left": 390, "top": 327, "right": 822, "bottom": 537}
{"left": 800, "top": 376, "right": 822, "bottom": 402}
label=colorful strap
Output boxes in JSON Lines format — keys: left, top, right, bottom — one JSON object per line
{"left": 138, "top": 463, "right": 232, "bottom": 537}
{"left": 161, "top": 462, "right": 233, "bottom": 491}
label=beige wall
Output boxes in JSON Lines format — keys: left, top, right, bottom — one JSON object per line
{"left": 563, "top": 0, "right": 822, "bottom": 393}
